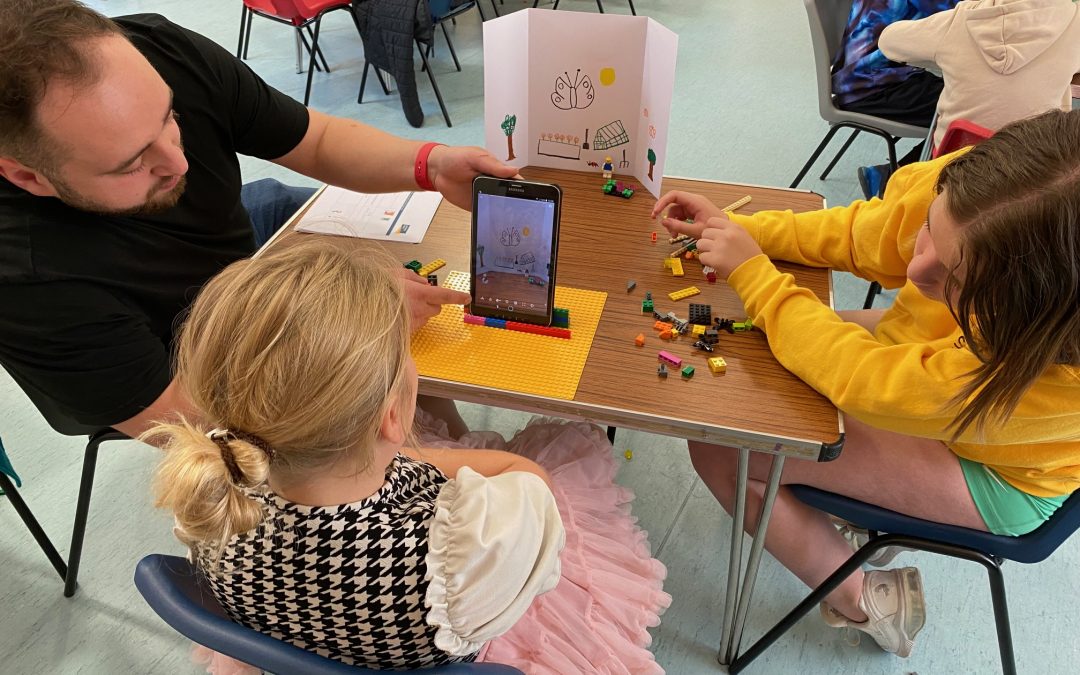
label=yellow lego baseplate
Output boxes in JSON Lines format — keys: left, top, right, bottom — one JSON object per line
{"left": 417, "top": 259, "right": 446, "bottom": 277}
{"left": 669, "top": 286, "right": 701, "bottom": 301}
{"left": 412, "top": 271, "right": 607, "bottom": 400}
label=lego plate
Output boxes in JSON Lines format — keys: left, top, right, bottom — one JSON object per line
{"left": 412, "top": 271, "right": 607, "bottom": 400}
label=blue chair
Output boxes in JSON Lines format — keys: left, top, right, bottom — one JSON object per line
{"left": 134, "top": 554, "right": 524, "bottom": 675}
{"left": 729, "top": 486, "right": 1080, "bottom": 675}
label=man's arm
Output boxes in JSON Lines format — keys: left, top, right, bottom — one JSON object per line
{"left": 272, "top": 110, "right": 517, "bottom": 211}
{"left": 112, "top": 378, "right": 199, "bottom": 441}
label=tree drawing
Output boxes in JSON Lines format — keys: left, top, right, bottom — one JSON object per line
{"left": 647, "top": 148, "right": 657, "bottom": 180}
{"left": 501, "top": 114, "right": 517, "bottom": 161}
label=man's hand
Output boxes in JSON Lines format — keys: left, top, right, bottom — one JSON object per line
{"left": 651, "top": 190, "right": 726, "bottom": 239}
{"left": 694, "top": 217, "right": 764, "bottom": 280}
{"left": 396, "top": 268, "right": 470, "bottom": 330}
{"left": 427, "top": 145, "right": 518, "bottom": 211}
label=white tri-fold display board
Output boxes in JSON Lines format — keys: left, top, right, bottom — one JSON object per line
{"left": 483, "top": 9, "right": 678, "bottom": 198}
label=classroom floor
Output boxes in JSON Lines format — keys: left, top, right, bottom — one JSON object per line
{"left": 3, "top": 1, "right": 1079, "bottom": 673}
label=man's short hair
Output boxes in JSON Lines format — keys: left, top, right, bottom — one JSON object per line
{"left": 0, "top": 0, "right": 121, "bottom": 172}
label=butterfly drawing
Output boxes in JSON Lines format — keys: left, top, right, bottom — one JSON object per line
{"left": 551, "top": 69, "right": 595, "bottom": 110}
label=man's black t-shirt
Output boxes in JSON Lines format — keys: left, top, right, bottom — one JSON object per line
{"left": 0, "top": 14, "right": 309, "bottom": 432}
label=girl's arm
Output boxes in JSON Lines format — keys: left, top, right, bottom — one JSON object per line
{"left": 402, "top": 446, "right": 553, "bottom": 489}
{"left": 879, "top": 10, "right": 957, "bottom": 72}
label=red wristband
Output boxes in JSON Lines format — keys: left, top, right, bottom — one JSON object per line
{"left": 414, "top": 142, "right": 443, "bottom": 191}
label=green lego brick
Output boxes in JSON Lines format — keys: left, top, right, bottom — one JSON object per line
{"left": 681, "top": 365, "right": 695, "bottom": 378}
{"left": 404, "top": 260, "right": 422, "bottom": 272}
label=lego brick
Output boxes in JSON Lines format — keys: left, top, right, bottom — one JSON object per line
{"left": 689, "top": 303, "right": 712, "bottom": 325}
{"left": 634, "top": 333, "right": 645, "bottom": 347}
{"left": 702, "top": 329, "right": 720, "bottom": 345}
{"left": 642, "top": 299, "right": 654, "bottom": 313}
{"left": 404, "top": 260, "right": 422, "bottom": 272}
{"left": 721, "top": 195, "right": 752, "bottom": 212}
{"left": 626, "top": 280, "right": 636, "bottom": 293}
{"left": 668, "top": 286, "right": 701, "bottom": 301}
{"left": 645, "top": 291, "right": 653, "bottom": 300}
{"left": 681, "top": 365, "right": 695, "bottom": 378}
{"left": 706, "top": 271, "right": 717, "bottom": 284}
{"left": 485, "top": 318, "right": 507, "bottom": 329}
{"left": 693, "top": 340, "right": 714, "bottom": 353}
{"left": 670, "top": 258, "right": 684, "bottom": 277}
{"left": 733, "top": 318, "right": 754, "bottom": 332}
{"left": 659, "top": 329, "right": 674, "bottom": 340}
{"left": 708, "top": 357, "right": 728, "bottom": 374}
{"left": 715, "top": 318, "right": 736, "bottom": 334}
{"left": 651, "top": 232, "right": 657, "bottom": 243}
{"left": 657, "top": 363, "right": 668, "bottom": 378}
{"left": 417, "top": 259, "right": 446, "bottom": 277}
{"left": 427, "top": 274, "right": 438, "bottom": 286}
{"left": 658, "top": 350, "right": 682, "bottom": 367}
{"left": 415, "top": 271, "right": 605, "bottom": 400}
{"left": 692, "top": 324, "right": 706, "bottom": 336}
{"left": 552, "top": 307, "right": 570, "bottom": 328}
{"left": 653, "top": 320, "right": 674, "bottom": 332}
{"left": 463, "top": 314, "right": 485, "bottom": 326}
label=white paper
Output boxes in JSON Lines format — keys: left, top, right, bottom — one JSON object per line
{"left": 294, "top": 187, "right": 442, "bottom": 243}
{"left": 484, "top": 9, "right": 678, "bottom": 198}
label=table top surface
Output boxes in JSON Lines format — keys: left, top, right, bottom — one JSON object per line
{"left": 271, "top": 168, "right": 842, "bottom": 458}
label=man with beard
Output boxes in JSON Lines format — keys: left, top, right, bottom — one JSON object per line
{"left": 0, "top": 1, "right": 509, "bottom": 439}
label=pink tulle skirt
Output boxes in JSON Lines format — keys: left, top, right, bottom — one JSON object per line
{"left": 417, "top": 413, "right": 671, "bottom": 675}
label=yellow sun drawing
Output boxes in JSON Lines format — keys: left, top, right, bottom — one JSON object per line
{"left": 522, "top": 226, "right": 531, "bottom": 237}
{"left": 599, "top": 67, "right": 616, "bottom": 87}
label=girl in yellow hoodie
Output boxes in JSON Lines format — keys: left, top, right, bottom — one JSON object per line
{"left": 651, "top": 109, "right": 1080, "bottom": 657}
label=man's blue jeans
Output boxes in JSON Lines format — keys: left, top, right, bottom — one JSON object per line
{"left": 240, "top": 178, "right": 318, "bottom": 248}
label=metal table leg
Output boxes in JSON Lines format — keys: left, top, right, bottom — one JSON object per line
{"left": 719, "top": 451, "right": 786, "bottom": 666}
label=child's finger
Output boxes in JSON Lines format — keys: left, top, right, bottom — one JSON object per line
{"left": 651, "top": 190, "right": 684, "bottom": 218}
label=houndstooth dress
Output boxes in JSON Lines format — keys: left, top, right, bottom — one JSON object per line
{"left": 194, "top": 455, "right": 476, "bottom": 670}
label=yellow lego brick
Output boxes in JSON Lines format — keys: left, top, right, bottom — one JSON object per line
{"left": 708, "top": 357, "right": 728, "bottom": 374}
{"left": 411, "top": 271, "right": 607, "bottom": 400}
{"left": 692, "top": 324, "right": 706, "bottom": 336}
{"left": 663, "top": 258, "right": 674, "bottom": 269}
{"left": 417, "top": 258, "right": 446, "bottom": 277}
{"left": 669, "top": 258, "right": 684, "bottom": 276}
{"left": 668, "top": 286, "right": 700, "bottom": 301}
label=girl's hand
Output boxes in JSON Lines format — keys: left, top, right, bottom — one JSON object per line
{"left": 651, "top": 190, "right": 724, "bottom": 239}
{"left": 695, "top": 217, "right": 764, "bottom": 279}
{"left": 396, "top": 268, "right": 470, "bottom": 330}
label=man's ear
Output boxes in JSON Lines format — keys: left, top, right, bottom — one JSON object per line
{"left": 377, "top": 398, "right": 407, "bottom": 446}
{"left": 0, "top": 157, "right": 60, "bottom": 197}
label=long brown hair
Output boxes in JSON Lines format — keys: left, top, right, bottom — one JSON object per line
{"left": 146, "top": 241, "right": 414, "bottom": 560}
{"left": 937, "top": 109, "right": 1080, "bottom": 439}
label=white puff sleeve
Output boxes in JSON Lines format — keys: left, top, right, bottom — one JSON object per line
{"left": 424, "top": 467, "right": 565, "bottom": 656}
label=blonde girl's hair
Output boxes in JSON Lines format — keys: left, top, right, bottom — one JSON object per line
{"left": 936, "top": 109, "right": 1080, "bottom": 439}
{"left": 146, "top": 241, "right": 414, "bottom": 559}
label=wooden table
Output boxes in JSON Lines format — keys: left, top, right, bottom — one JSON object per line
{"left": 268, "top": 167, "right": 842, "bottom": 667}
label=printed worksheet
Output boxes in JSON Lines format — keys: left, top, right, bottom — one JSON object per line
{"left": 295, "top": 186, "right": 442, "bottom": 243}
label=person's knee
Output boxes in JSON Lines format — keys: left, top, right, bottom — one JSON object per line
{"left": 688, "top": 441, "right": 738, "bottom": 484}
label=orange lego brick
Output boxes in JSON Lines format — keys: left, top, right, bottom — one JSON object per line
{"left": 634, "top": 333, "right": 645, "bottom": 347}
{"left": 411, "top": 271, "right": 607, "bottom": 400}
{"left": 659, "top": 329, "right": 673, "bottom": 340}
{"left": 653, "top": 320, "right": 673, "bottom": 332}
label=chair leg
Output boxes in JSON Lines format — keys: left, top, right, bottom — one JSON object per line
{"left": 789, "top": 125, "right": 843, "bottom": 189}
{"left": 236, "top": 6, "right": 249, "bottom": 58}
{"left": 862, "top": 281, "right": 882, "bottom": 309}
{"left": 818, "top": 128, "right": 860, "bottom": 180}
{"left": 416, "top": 38, "right": 452, "bottom": 127}
{"left": 242, "top": 8, "right": 254, "bottom": 60}
{"left": 64, "top": 438, "right": 102, "bottom": 597}
{"left": 304, "top": 24, "right": 331, "bottom": 73}
{"left": 596, "top": 0, "right": 605, "bottom": 12}
{"left": 982, "top": 558, "right": 1018, "bottom": 675}
{"left": 298, "top": 27, "right": 329, "bottom": 74}
{"left": 0, "top": 471, "right": 68, "bottom": 582}
{"left": 358, "top": 61, "right": 369, "bottom": 104}
{"left": 441, "top": 23, "right": 462, "bottom": 72}
{"left": 627, "top": 0, "right": 637, "bottom": 14}
{"left": 302, "top": 18, "right": 322, "bottom": 106}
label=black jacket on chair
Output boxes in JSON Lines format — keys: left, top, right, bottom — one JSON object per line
{"left": 354, "top": 0, "right": 435, "bottom": 127}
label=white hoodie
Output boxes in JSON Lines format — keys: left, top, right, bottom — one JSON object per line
{"left": 880, "top": 0, "right": 1080, "bottom": 148}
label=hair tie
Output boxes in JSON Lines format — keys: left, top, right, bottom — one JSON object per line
{"left": 206, "top": 428, "right": 276, "bottom": 486}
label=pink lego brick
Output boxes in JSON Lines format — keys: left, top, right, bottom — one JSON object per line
{"left": 657, "top": 350, "right": 683, "bottom": 367}
{"left": 463, "top": 314, "right": 485, "bottom": 326}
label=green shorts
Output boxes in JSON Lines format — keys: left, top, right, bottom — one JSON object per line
{"left": 958, "top": 457, "right": 1069, "bottom": 536}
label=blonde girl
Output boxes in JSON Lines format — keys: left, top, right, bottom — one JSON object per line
{"left": 150, "top": 241, "right": 669, "bottom": 673}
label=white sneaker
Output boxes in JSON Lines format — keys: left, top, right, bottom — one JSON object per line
{"left": 820, "top": 567, "right": 927, "bottom": 657}
{"left": 831, "top": 517, "right": 914, "bottom": 567}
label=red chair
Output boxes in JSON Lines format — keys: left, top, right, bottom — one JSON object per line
{"left": 932, "top": 118, "right": 995, "bottom": 158}
{"left": 236, "top": 0, "right": 360, "bottom": 106}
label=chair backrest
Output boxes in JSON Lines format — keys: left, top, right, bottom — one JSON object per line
{"left": 932, "top": 118, "right": 994, "bottom": 159}
{"left": 134, "top": 554, "right": 524, "bottom": 675}
{"left": 244, "top": 0, "right": 347, "bottom": 23}
{"left": 803, "top": 0, "right": 854, "bottom": 120}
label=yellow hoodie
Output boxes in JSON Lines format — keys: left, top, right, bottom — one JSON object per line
{"left": 727, "top": 151, "right": 1080, "bottom": 498}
